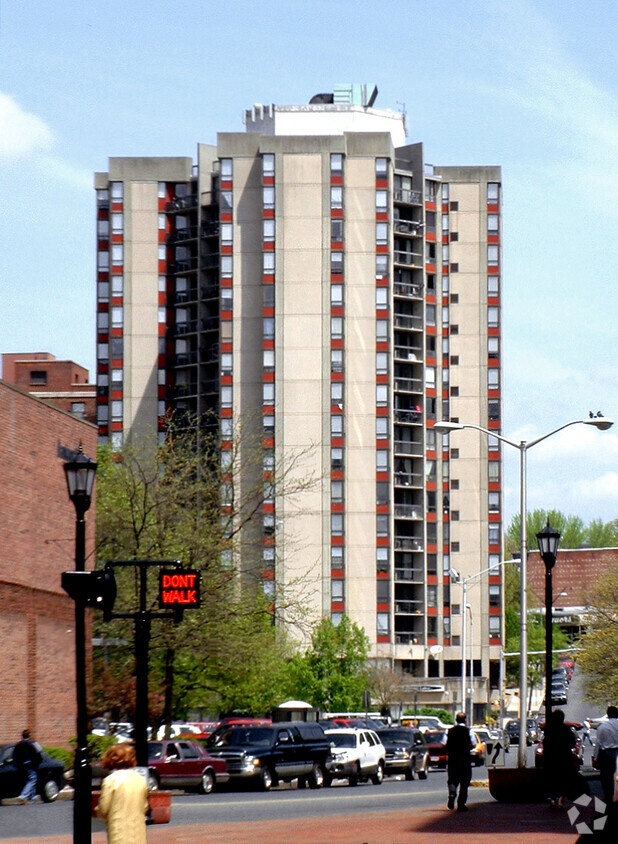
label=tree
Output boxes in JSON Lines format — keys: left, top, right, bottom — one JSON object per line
{"left": 505, "top": 509, "right": 615, "bottom": 558}
{"left": 368, "top": 661, "right": 407, "bottom": 715}
{"left": 577, "top": 568, "right": 618, "bottom": 706}
{"left": 92, "top": 414, "right": 316, "bottom": 721}
{"left": 289, "top": 615, "right": 370, "bottom": 711}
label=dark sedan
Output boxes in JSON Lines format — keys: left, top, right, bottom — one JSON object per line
{"left": 0, "top": 744, "right": 65, "bottom": 802}
{"left": 378, "top": 728, "right": 429, "bottom": 780}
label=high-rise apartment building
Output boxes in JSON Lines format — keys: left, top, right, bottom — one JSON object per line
{"left": 94, "top": 85, "right": 502, "bottom": 716}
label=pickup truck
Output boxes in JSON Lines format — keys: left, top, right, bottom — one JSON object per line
{"left": 207, "top": 721, "right": 332, "bottom": 790}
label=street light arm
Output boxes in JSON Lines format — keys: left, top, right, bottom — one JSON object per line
{"left": 524, "top": 417, "right": 613, "bottom": 450}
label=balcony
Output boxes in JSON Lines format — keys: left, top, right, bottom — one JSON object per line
{"left": 167, "top": 226, "right": 198, "bottom": 244}
{"left": 394, "top": 250, "right": 423, "bottom": 268}
{"left": 394, "top": 376, "right": 423, "bottom": 394}
{"left": 394, "top": 345, "right": 421, "bottom": 361}
{"left": 394, "top": 282, "right": 423, "bottom": 301}
{"left": 394, "top": 409, "right": 422, "bottom": 425}
{"left": 394, "top": 188, "right": 422, "bottom": 205}
{"left": 394, "top": 219, "right": 424, "bottom": 236}
{"left": 170, "top": 258, "right": 198, "bottom": 274}
{"left": 393, "top": 440, "right": 422, "bottom": 457}
{"left": 394, "top": 504, "right": 422, "bottom": 520}
{"left": 166, "top": 195, "right": 198, "bottom": 212}
{"left": 394, "top": 600, "right": 424, "bottom": 615}
{"left": 394, "top": 536, "right": 424, "bottom": 552}
{"left": 394, "top": 567, "right": 424, "bottom": 582}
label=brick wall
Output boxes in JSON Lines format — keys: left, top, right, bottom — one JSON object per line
{"left": 527, "top": 547, "right": 618, "bottom": 609}
{"left": 0, "top": 381, "right": 97, "bottom": 747}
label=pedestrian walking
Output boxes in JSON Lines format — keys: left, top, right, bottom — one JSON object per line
{"left": 543, "top": 709, "right": 577, "bottom": 809}
{"left": 446, "top": 711, "right": 473, "bottom": 812}
{"left": 96, "top": 744, "right": 149, "bottom": 844}
{"left": 12, "top": 729, "right": 42, "bottom": 804}
{"left": 593, "top": 705, "right": 618, "bottom": 806}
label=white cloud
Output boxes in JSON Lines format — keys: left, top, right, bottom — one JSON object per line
{"left": 0, "top": 92, "right": 55, "bottom": 158}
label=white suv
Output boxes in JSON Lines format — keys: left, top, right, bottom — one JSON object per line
{"left": 324, "top": 728, "right": 385, "bottom": 786}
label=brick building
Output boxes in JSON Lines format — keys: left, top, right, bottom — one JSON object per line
{"left": 2, "top": 352, "right": 96, "bottom": 425}
{"left": 527, "top": 546, "right": 618, "bottom": 638}
{"left": 0, "top": 380, "right": 97, "bottom": 747}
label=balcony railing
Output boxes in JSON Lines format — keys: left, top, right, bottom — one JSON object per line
{"left": 394, "top": 504, "right": 422, "bottom": 520}
{"left": 394, "top": 283, "right": 423, "bottom": 301}
{"left": 166, "top": 195, "right": 198, "bottom": 212}
{"left": 394, "top": 345, "right": 422, "bottom": 360}
{"left": 394, "top": 219, "right": 424, "bottom": 236}
{"left": 394, "top": 536, "right": 424, "bottom": 552}
{"left": 393, "top": 440, "right": 423, "bottom": 456}
{"left": 394, "top": 409, "right": 422, "bottom": 424}
{"left": 394, "top": 600, "right": 424, "bottom": 615}
{"left": 394, "top": 188, "right": 422, "bottom": 205}
{"left": 394, "top": 250, "right": 423, "bottom": 267}
{"left": 394, "top": 376, "right": 423, "bottom": 394}
{"left": 394, "top": 567, "right": 424, "bottom": 582}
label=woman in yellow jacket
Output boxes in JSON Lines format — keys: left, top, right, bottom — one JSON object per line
{"left": 96, "top": 744, "right": 149, "bottom": 844}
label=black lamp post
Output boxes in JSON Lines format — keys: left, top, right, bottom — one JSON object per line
{"left": 536, "top": 521, "right": 561, "bottom": 725}
{"left": 64, "top": 446, "right": 97, "bottom": 844}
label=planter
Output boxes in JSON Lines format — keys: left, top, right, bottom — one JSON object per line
{"left": 488, "top": 767, "right": 547, "bottom": 803}
{"left": 148, "top": 790, "right": 172, "bottom": 824}
{"left": 91, "top": 789, "right": 172, "bottom": 824}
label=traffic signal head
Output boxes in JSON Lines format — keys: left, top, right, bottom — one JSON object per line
{"left": 62, "top": 570, "right": 117, "bottom": 620}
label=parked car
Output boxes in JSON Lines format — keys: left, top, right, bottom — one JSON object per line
{"left": 207, "top": 722, "right": 332, "bottom": 790}
{"left": 534, "top": 721, "right": 583, "bottom": 769}
{"left": 505, "top": 718, "right": 536, "bottom": 746}
{"left": 0, "top": 744, "right": 65, "bottom": 802}
{"left": 469, "top": 730, "right": 486, "bottom": 766}
{"left": 424, "top": 730, "right": 448, "bottom": 769}
{"left": 402, "top": 715, "right": 451, "bottom": 732}
{"left": 147, "top": 739, "right": 228, "bottom": 793}
{"left": 324, "top": 728, "right": 385, "bottom": 786}
{"left": 377, "top": 728, "right": 429, "bottom": 780}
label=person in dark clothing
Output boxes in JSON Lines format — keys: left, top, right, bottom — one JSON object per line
{"left": 446, "top": 711, "right": 473, "bottom": 812}
{"left": 13, "top": 729, "right": 42, "bottom": 804}
{"left": 543, "top": 709, "right": 577, "bottom": 809}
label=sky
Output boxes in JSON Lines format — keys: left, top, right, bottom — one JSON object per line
{"left": 1, "top": 0, "right": 617, "bottom": 529}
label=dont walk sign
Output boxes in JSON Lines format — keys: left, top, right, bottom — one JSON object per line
{"left": 158, "top": 569, "right": 201, "bottom": 608}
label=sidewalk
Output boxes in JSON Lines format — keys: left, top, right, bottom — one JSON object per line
{"left": 7, "top": 797, "right": 582, "bottom": 843}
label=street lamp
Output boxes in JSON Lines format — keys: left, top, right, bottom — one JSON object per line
{"left": 64, "top": 446, "right": 97, "bottom": 844}
{"left": 435, "top": 415, "right": 613, "bottom": 767}
{"left": 536, "top": 521, "right": 561, "bottom": 725}
{"left": 450, "top": 559, "right": 519, "bottom": 723}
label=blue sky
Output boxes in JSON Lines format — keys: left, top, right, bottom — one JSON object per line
{"left": 1, "top": 0, "right": 617, "bottom": 528}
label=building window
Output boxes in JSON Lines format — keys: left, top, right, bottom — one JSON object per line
{"left": 331, "top": 349, "right": 343, "bottom": 373}
{"left": 331, "top": 513, "right": 344, "bottom": 536}
{"left": 263, "top": 318, "right": 275, "bottom": 340}
{"left": 375, "top": 190, "right": 388, "bottom": 211}
{"left": 111, "top": 276, "right": 123, "bottom": 296}
{"left": 488, "top": 399, "right": 500, "bottom": 421}
{"left": 488, "top": 214, "right": 499, "bottom": 233}
{"left": 489, "top": 616, "right": 501, "bottom": 635}
{"left": 331, "top": 480, "right": 343, "bottom": 503}
{"left": 263, "top": 252, "right": 275, "bottom": 274}
{"left": 263, "top": 187, "right": 275, "bottom": 209}
{"left": 488, "top": 307, "right": 500, "bottom": 328}
{"left": 261, "top": 154, "right": 274, "bottom": 178}
{"left": 331, "top": 219, "right": 343, "bottom": 242}
{"left": 376, "top": 481, "right": 389, "bottom": 505}
{"left": 376, "top": 450, "right": 389, "bottom": 472}
{"left": 375, "top": 158, "right": 388, "bottom": 178}
{"left": 331, "top": 252, "right": 343, "bottom": 274}
{"left": 263, "top": 415, "right": 274, "bottom": 434}
{"left": 331, "top": 381, "right": 343, "bottom": 403}
{"left": 377, "top": 547, "right": 389, "bottom": 572}
{"left": 221, "top": 223, "right": 233, "bottom": 245}
{"left": 376, "top": 254, "right": 388, "bottom": 277}
{"left": 377, "top": 613, "right": 389, "bottom": 636}
{"left": 488, "top": 275, "right": 500, "bottom": 295}
{"left": 97, "top": 405, "right": 108, "bottom": 424}
{"left": 263, "top": 219, "right": 275, "bottom": 241}
{"left": 263, "top": 383, "right": 275, "bottom": 404}
{"left": 30, "top": 370, "right": 47, "bottom": 385}
{"left": 488, "top": 369, "right": 500, "bottom": 389}
{"left": 331, "top": 447, "right": 343, "bottom": 471}
{"left": 488, "top": 491, "right": 500, "bottom": 511}
{"left": 110, "top": 182, "right": 123, "bottom": 201}
{"left": 330, "top": 186, "right": 343, "bottom": 209}
{"left": 331, "top": 546, "right": 344, "bottom": 569}
{"left": 376, "top": 287, "right": 388, "bottom": 310}
{"left": 97, "top": 251, "right": 109, "bottom": 271}
{"left": 376, "top": 384, "right": 388, "bottom": 406}
{"left": 376, "top": 352, "right": 388, "bottom": 375}
{"left": 330, "top": 153, "right": 343, "bottom": 176}
{"left": 111, "top": 400, "right": 123, "bottom": 421}
{"left": 68, "top": 401, "right": 84, "bottom": 418}
{"left": 376, "top": 514, "right": 389, "bottom": 537}
{"left": 331, "top": 284, "right": 343, "bottom": 307}
{"left": 220, "top": 191, "right": 233, "bottom": 212}
{"left": 488, "top": 337, "right": 499, "bottom": 358}
{"left": 376, "top": 222, "right": 388, "bottom": 244}
{"left": 331, "top": 579, "right": 344, "bottom": 601}
{"left": 487, "top": 183, "right": 499, "bottom": 202}
{"left": 220, "top": 158, "right": 233, "bottom": 179}
{"left": 263, "top": 349, "right": 274, "bottom": 371}
{"left": 97, "top": 312, "right": 109, "bottom": 331}
{"left": 98, "top": 281, "right": 109, "bottom": 302}
{"left": 221, "top": 386, "right": 233, "bottom": 408}
{"left": 111, "top": 306, "right": 123, "bottom": 328}
{"left": 331, "top": 316, "right": 343, "bottom": 340}
{"left": 97, "top": 219, "right": 110, "bottom": 238}
{"left": 376, "top": 320, "right": 388, "bottom": 342}
{"left": 487, "top": 244, "right": 499, "bottom": 266}
{"left": 331, "top": 415, "right": 343, "bottom": 437}
{"left": 488, "top": 461, "right": 500, "bottom": 482}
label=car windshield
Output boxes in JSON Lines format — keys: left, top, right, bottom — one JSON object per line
{"left": 329, "top": 734, "right": 356, "bottom": 748}
{"left": 424, "top": 731, "right": 447, "bottom": 744}
{"left": 211, "top": 727, "right": 273, "bottom": 747}
{"left": 379, "top": 730, "right": 413, "bottom": 743}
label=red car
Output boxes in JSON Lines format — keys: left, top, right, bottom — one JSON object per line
{"left": 147, "top": 739, "right": 228, "bottom": 793}
{"left": 424, "top": 730, "right": 448, "bottom": 769}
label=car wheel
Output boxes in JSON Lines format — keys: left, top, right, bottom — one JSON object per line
{"left": 308, "top": 763, "right": 324, "bottom": 789}
{"left": 349, "top": 763, "right": 360, "bottom": 787}
{"left": 417, "top": 757, "right": 428, "bottom": 780}
{"left": 371, "top": 761, "right": 384, "bottom": 785}
{"left": 199, "top": 769, "right": 215, "bottom": 794}
{"left": 41, "top": 778, "right": 60, "bottom": 803}
{"left": 260, "top": 767, "right": 274, "bottom": 791}
{"left": 405, "top": 763, "right": 414, "bottom": 781}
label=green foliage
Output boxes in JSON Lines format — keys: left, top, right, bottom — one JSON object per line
{"left": 505, "top": 509, "right": 615, "bottom": 558}
{"left": 289, "top": 615, "right": 370, "bottom": 711}
{"left": 403, "top": 706, "right": 454, "bottom": 724}
{"left": 578, "top": 569, "right": 618, "bottom": 706}
{"left": 42, "top": 746, "right": 73, "bottom": 771}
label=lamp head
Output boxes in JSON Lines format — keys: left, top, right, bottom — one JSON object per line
{"left": 583, "top": 415, "right": 614, "bottom": 432}
{"left": 536, "top": 520, "right": 561, "bottom": 569}
{"left": 64, "top": 445, "right": 97, "bottom": 515}
{"left": 433, "top": 421, "right": 464, "bottom": 434}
